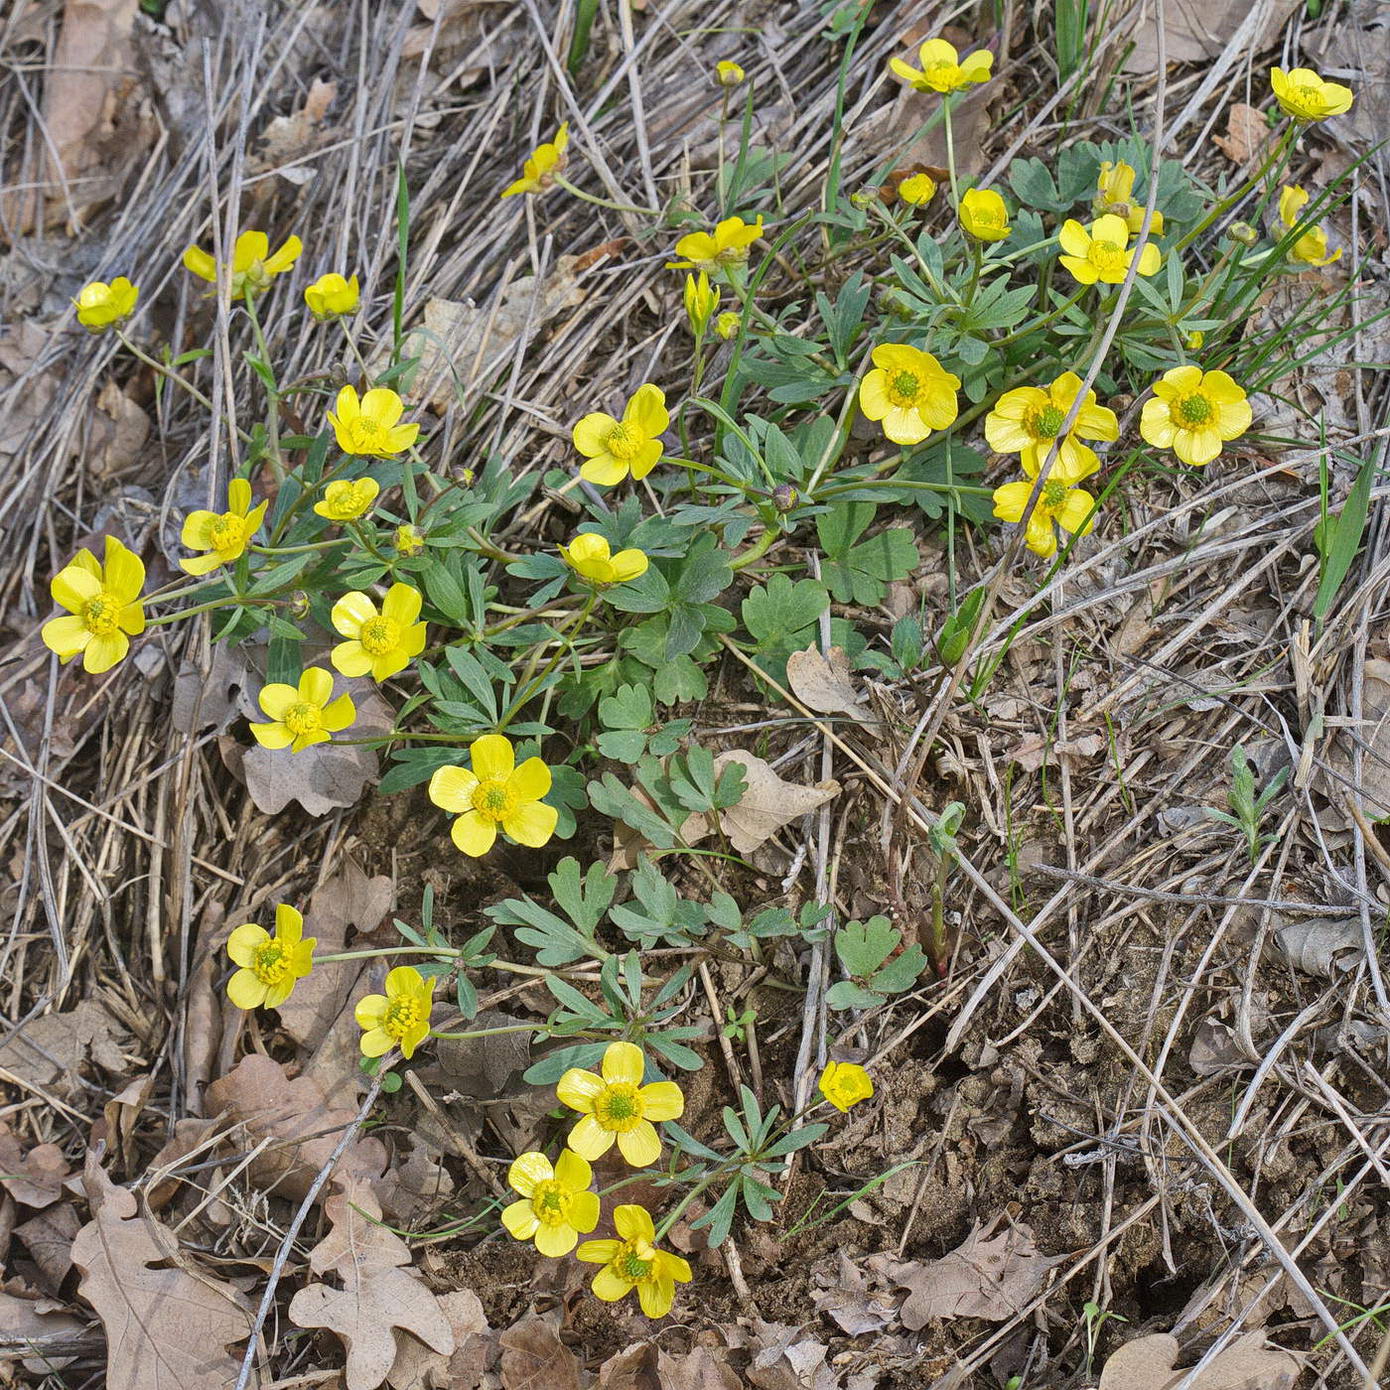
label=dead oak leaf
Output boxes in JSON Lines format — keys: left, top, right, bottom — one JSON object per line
{"left": 498, "top": 1312, "right": 583, "bottom": 1390}
{"left": 1212, "top": 103, "right": 1275, "bottom": 168}
{"left": 712, "top": 751, "right": 840, "bottom": 854}
{"left": 0, "top": 1123, "right": 71, "bottom": 1208}
{"left": 785, "top": 645, "right": 872, "bottom": 720}
{"left": 1098, "top": 1331, "right": 1301, "bottom": 1389}
{"left": 71, "top": 1156, "right": 256, "bottom": 1390}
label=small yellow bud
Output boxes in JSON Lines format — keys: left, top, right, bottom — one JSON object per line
{"left": 714, "top": 311, "right": 741, "bottom": 340}
{"left": 394, "top": 524, "right": 424, "bottom": 557}
{"left": 716, "top": 60, "right": 745, "bottom": 88}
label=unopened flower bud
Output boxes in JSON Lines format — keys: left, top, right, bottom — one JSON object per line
{"left": 289, "top": 590, "right": 310, "bottom": 620}
{"left": 1227, "top": 221, "right": 1258, "bottom": 245}
{"left": 715, "top": 311, "right": 741, "bottom": 340}
{"left": 850, "top": 187, "right": 878, "bottom": 209}
{"left": 772, "top": 483, "right": 798, "bottom": 513}
{"left": 394, "top": 523, "right": 424, "bottom": 557}
{"left": 716, "top": 60, "right": 745, "bottom": 88}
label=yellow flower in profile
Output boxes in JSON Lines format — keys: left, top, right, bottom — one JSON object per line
{"left": 890, "top": 37, "right": 993, "bottom": 94}
{"left": 572, "top": 383, "right": 668, "bottom": 486}
{"left": 858, "top": 343, "right": 960, "bottom": 446}
{"left": 428, "top": 734, "right": 558, "bottom": 857}
{"left": 1094, "top": 161, "right": 1164, "bottom": 236}
{"left": 225, "top": 904, "right": 315, "bottom": 1011}
{"left": 313, "top": 477, "right": 381, "bottom": 522}
{"left": 1057, "top": 213, "right": 1161, "bottom": 286}
{"left": 304, "top": 272, "right": 360, "bottom": 320}
{"left": 958, "top": 188, "right": 1010, "bottom": 242}
{"left": 182, "top": 230, "right": 302, "bottom": 300}
{"left": 668, "top": 215, "right": 763, "bottom": 271}
{"left": 501, "top": 1150, "right": 601, "bottom": 1257}
{"left": 1278, "top": 186, "right": 1341, "bottom": 267}
{"left": 502, "top": 123, "right": 569, "bottom": 197}
{"left": 985, "top": 372, "right": 1118, "bottom": 482}
{"left": 42, "top": 536, "right": 145, "bottom": 675}
{"left": 180, "top": 478, "right": 268, "bottom": 575}
{"left": 559, "top": 533, "right": 649, "bottom": 586}
{"left": 715, "top": 60, "right": 745, "bottom": 87}
{"left": 683, "top": 272, "right": 720, "bottom": 336}
{"left": 393, "top": 523, "right": 424, "bottom": 556}
{"left": 328, "top": 386, "right": 420, "bottom": 458}
{"left": 74, "top": 278, "right": 138, "bottom": 332}
{"left": 714, "top": 310, "right": 741, "bottom": 340}
{"left": 818, "top": 1060, "right": 874, "bottom": 1112}
{"left": 992, "top": 476, "right": 1098, "bottom": 559}
{"left": 1270, "top": 66, "right": 1353, "bottom": 122}
{"left": 250, "top": 667, "right": 356, "bottom": 753}
{"left": 577, "top": 1204, "right": 692, "bottom": 1318}
{"left": 556, "top": 1041, "right": 684, "bottom": 1168}
{"left": 1139, "top": 366, "right": 1251, "bottom": 467}
{"left": 897, "top": 172, "right": 937, "bottom": 207}
{"left": 331, "top": 583, "right": 426, "bottom": 682}
{"left": 355, "top": 965, "right": 435, "bottom": 1059}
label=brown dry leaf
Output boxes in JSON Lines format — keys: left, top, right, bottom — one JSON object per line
{"left": 71, "top": 1157, "right": 256, "bottom": 1390}
{"left": 1271, "top": 916, "right": 1364, "bottom": 977}
{"left": 597, "top": 1342, "right": 659, "bottom": 1388}
{"left": 254, "top": 76, "right": 338, "bottom": 172}
{"left": 1098, "top": 1331, "right": 1301, "bottom": 1389}
{"left": 385, "top": 1289, "right": 490, "bottom": 1390}
{"left": 498, "top": 1311, "right": 583, "bottom": 1390}
{"left": 891, "top": 1219, "right": 1063, "bottom": 1328}
{"left": 290, "top": 1183, "right": 454, "bottom": 1390}
{"left": 1009, "top": 732, "right": 1105, "bottom": 773}
{"left": 0, "top": 998, "right": 133, "bottom": 1092}
{"left": 1212, "top": 103, "right": 1275, "bottom": 168}
{"left": 743, "top": 1319, "right": 836, "bottom": 1390}
{"left": 1122, "top": 0, "right": 1299, "bottom": 72}
{"left": 0, "top": 1124, "right": 70, "bottom": 1209}
{"left": 786, "top": 645, "right": 868, "bottom": 718}
{"left": 0, "top": 1285, "right": 88, "bottom": 1355}
{"left": 813, "top": 1252, "right": 896, "bottom": 1336}
{"left": 91, "top": 378, "right": 150, "bottom": 477}
{"left": 16, "top": 1202, "right": 81, "bottom": 1292}
{"left": 1327, "top": 657, "right": 1390, "bottom": 820}
{"left": 205, "top": 1054, "right": 386, "bottom": 1201}
{"left": 712, "top": 751, "right": 840, "bottom": 854}
{"left": 656, "top": 1346, "right": 743, "bottom": 1389}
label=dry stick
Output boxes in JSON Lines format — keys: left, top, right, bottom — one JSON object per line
{"left": 233, "top": 1076, "right": 383, "bottom": 1390}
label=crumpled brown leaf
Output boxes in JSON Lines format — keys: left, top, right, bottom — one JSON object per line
{"left": 498, "top": 1311, "right": 583, "bottom": 1390}
{"left": 712, "top": 751, "right": 840, "bottom": 854}
{"left": 385, "top": 1288, "right": 491, "bottom": 1390}
{"left": 71, "top": 1157, "right": 256, "bottom": 1390}
{"left": 656, "top": 1345, "right": 743, "bottom": 1389}
{"left": 1009, "top": 732, "right": 1105, "bottom": 772}
{"left": 743, "top": 1319, "right": 837, "bottom": 1390}
{"left": 813, "top": 1252, "right": 896, "bottom": 1336}
{"left": 0, "top": 998, "right": 133, "bottom": 1092}
{"left": 288, "top": 1183, "right": 454, "bottom": 1390}
{"left": 1272, "top": 915, "right": 1364, "bottom": 977}
{"left": 0, "top": 1124, "right": 71, "bottom": 1209}
{"left": 786, "top": 645, "right": 869, "bottom": 719}
{"left": 1122, "top": 0, "right": 1299, "bottom": 72}
{"left": 1098, "top": 1331, "right": 1301, "bottom": 1389}
{"left": 1212, "top": 103, "right": 1276, "bottom": 168}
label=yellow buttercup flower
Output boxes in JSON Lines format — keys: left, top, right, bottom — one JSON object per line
{"left": 1094, "top": 161, "right": 1164, "bottom": 236}
{"left": 355, "top": 965, "right": 435, "bottom": 1059}
{"left": 328, "top": 386, "right": 419, "bottom": 458}
{"left": 576, "top": 1204, "right": 692, "bottom": 1318}
{"left": 501, "top": 1150, "right": 601, "bottom": 1257}
{"left": 556, "top": 1041, "right": 684, "bottom": 1168}
{"left": 818, "top": 1060, "right": 874, "bottom": 1112}
{"left": 992, "top": 476, "right": 1098, "bottom": 559}
{"left": 683, "top": 271, "right": 720, "bottom": 336}
{"left": 428, "top": 733, "right": 558, "bottom": 857}
{"left": 559, "top": 533, "right": 649, "bottom": 586}
{"left": 331, "top": 583, "right": 426, "bottom": 682}
{"left": 716, "top": 60, "right": 745, "bottom": 87}
{"left": 502, "top": 123, "right": 569, "bottom": 197}
{"left": 1057, "top": 213, "right": 1161, "bottom": 286}
{"left": 182, "top": 230, "right": 302, "bottom": 300}
{"left": 958, "top": 188, "right": 1010, "bottom": 242}
{"left": 1278, "top": 186, "right": 1340, "bottom": 267}
{"left": 714, "top": 310, "right": 741, "bottom": 340}
{"left": 572, "top": 383, "right": 668, "bottom": 486}
{"left": 74, "top": 278, "right": 138, "bottom": 332}
{"left": 393, "top": 523, "right": 424, "bottom": 557}
{"left": 897, "top": 173, "right": 937, "bottom": 207}
{"left": 225, "top": 904, "right": 315, "bottom": 1011}
{"left": 889, "top": 37, "right": 993, "bottom": 94}
{"left": 313, "top": 477, "right": 381, "bottom": 523}
{"left": 858, "top": 343, "right": 960, "bottom": 447}
{"left": 180, "top": 478, "right": 268, "bottom": 576}
{"left": 42, "top": 536, "right": 145, "bottom": 675}
{"left": 304, "top": 272, "right": 360, "bottom": 320}
{"left": 1139, "top": 366, "right": 1251, "bottom": 467}
{"left": 250, "top": 667, "right": 356, "bottom": 753}
{"left": 1270, "top": 66, "right": 1353, "bottom": 122}
{"left": 668, "top": 215, "right": 763, "bottom": 271}
{"left": 985, "top": 371, "right": 1118, "bottom": 482}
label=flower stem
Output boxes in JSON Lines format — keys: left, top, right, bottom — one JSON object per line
{"left": 243, "top": 294, "right": 284, "bottom": 483}
{"left": 942, "top": 95, "right": 960, "bottom": 207}
{"left": 115, "top": 331, "right": 252, "bottom": 444}
{"left": 553, "top": 175, "right": 658, "bottom": 216}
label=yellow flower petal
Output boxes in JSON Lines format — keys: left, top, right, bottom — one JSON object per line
{"left": 613, "top": 1204, "right": 656, "bottom": 1243}
{"left": 556, "top": 1068, "right": 604, "bottom": 1112}
{"left": 508, "top": 1151, "right": 553, "bottom": 1197}
{"left": 470, "top": 734, "right": 515, "bottom": 781}
{"left": 567, "top": 1112, "right": 614, "bottom": 1160}
{"left": 501, "top": 1199, "right": 541, "bottom": 1241}
{"left": 451, "top": 810, "right": 497, "bottom": 857}
{"left": 502, "top": 799, "right": 557, "bottom": 848}
{"left": 428, "top": 766, "right": 479, "bottom": 813}
{"left": 637, "top": 1080, "right": 685, "bottom": 1121}
{"left": 553, "top": 1148, "right": 592, "bottom": 1191}
{"left": 617, "top": 1121, "right": 663, "bottom": 1167}
{"left": 602, "top": 1041, "right": 646, "bottom": 1086}
{"left": 226, "top": 922, "right": 269, "bottom": 967}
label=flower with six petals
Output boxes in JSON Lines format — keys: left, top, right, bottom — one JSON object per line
{"left": 858, "top": 343, "right": 960, "bottom": 447}
{"left": 180, "top": 478, "right": 268, "bottom": 575}
{"left": 889, "top": 37, "right": 993, "bottom": 94}
{"left": 250, "top": 667, "right": 356, "bottom": 753}
{"left": 576, "top": 1204, "right": 692, "bottom": 1318}
{"left": 985, "top": 371, "right": 1118, "bottom": 482}
{"left": 556, "top": 1041, "right": 684, "bottom": 1168}
{"left": 1278, "top": 186, "right": 1341, "bottom": 267}
{"left": 330, "top": 583, "right": 427, "bottom": 682}
{"left": 572, "top": 384, "right": 668, "bottom": 486}
{"left": 1139, "top": 366, "right": 1251, "bottom": 467}
{"left": 313, "top": 477, "right": 381, "bottom": 522}
{"left": 182, "top": 230, "right": 302, "bottom": 300}
{"left": 1269, "top": 66, "right": 1353, "bottom": 122}
{"left": 41, "top": 536, "right": 146, "bottom": 675}
{"left": 559, "top": 533, "right": 649, "bottom": 586}
{"left": 74, "top": 278, "right": 138, "bottom": 332}
{"left": 818, "top": 1060, "right": 874, "bottom": 1112}
{"left": 304, "top": 273, "right": 360, "bottom": 320}
{"left": 1057, "top": 213, "right": 1161, "bottom": 286}
{"left": 958, "top": 188, "right": 1010, "bottom": 242}
{"left": 992, "top": 476, "right": 1098, "bottom": 558}
{"left": 355, "top": 964, "right": 435, "bottom": 1058}
{"left": 502, "top": 124, "right": 569, "bottom": 197}
{"left": 668, "top": 216, "right": 763, "bottom": 271}
{"left": 225, "top": 904, "right": 315, "bottom": 1011}
{"left": 328, "top": 386, "right": 420, "bottom": 458}
{"left": 501, "top": 1150, "right": 601, "bottom": 1257}
{"left": 428, "top": 734, "right": 558, "bottom": 857}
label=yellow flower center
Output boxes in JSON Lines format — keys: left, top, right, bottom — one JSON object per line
{"left": 382, "top": 994, "right": 426, "bottom": 1040}
{"left": 328, "top": 483, "right": 371, "bottom": 518}
{"left": 359, "top": 616, "right": 401, "bottom": 656}
{"left": 1031, "top": 405, "right": 1067, "bottom": 439}
{"left": 394, "top": 525, "right": 423, "bottom": 555}
{"left": 283, "top": 701, "right": 322, "bottom": 736}
{"left": 1177, "top": 394, "right": 1212, "bottom": 425}
{"left": 208, "top": 513, "right": 244, "bottom": 552}
{"left": 470, "top": 777, "right": 518, "bottom": 824}
{"left": 594, "top": 1081, "right": 643, "bottom": 1133}
{"left": 1042, "top": 480, "right": 1069, "bottom": 510}
{"left": 531, "top": 1180, "right": 573, "bottom": 1226}
{"left": 887, "top": 370, "right": 921, "bottom": 407}
{"left": 82, "top": 590, "right": 121, "bottom": 636}
{"left": 925, "top": 62, "right": 958, "bottom": 86}
{"left": 616, "top": 1241, "right": 655, "bottom": 1284}
{"left": 350, "top": 419, "right": 385, "bottom": 447}
{"left": 1088, "top": 239, "right": 1128, "bottom": 275}
{"left": 1293, "top": 84, "right": 1321, "bottom": 113}
{"left": 251, "top": 941, "right": 291, "bottom": 985}
{"left": 605, "top": 423, "right": 642, "bottom": 461}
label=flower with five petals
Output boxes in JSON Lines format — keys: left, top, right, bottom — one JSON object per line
{"left": 858, "top": 343, "right": 960, "bottom": 446}
{"left": 250, "top": 667, "right": 356, "bottom": 753}
{"left": 501, "top": 1150, "right": 601, "bottom": 1257}
{"left": 225, "top": 904, "right": 315, "bottom": 1010}
{"left": 668, "top": 216, "right": 763, "bottom": 271}
{"left": 328, "top": 386, "right": 419, "bottom": 458}
{"left": 572, "top": 384, "right": 668, "bottom": 486}
{"left": 330, "top": 583, "right": 427, "bottom": 682}
{"left": 556, "top": 1041, "right": 684, "bottom": 1168}
{"left": 1269, "top": 66, "right": 1353, "bottom": 122}
{"left": 818, "top": 1060, "right": 874, "bottom": 1112}
{"left": 41, "top": 536, "right": 145, "bottom": 675}
{"left": 985, "top": 371, "right": 1117, "bottom": 482}
{"left": 182, "top": 230, "right": 301, "bottom": 300}
{"left": 313, "top": 478, "right": 381, "bottom": 522}
{"left": 559, "top": 533, "right": 649, "bottom": 586}
{"left": 304, "top": 272, "right": 360, "bottom": 320}
{"left": 576, "top": 1204, "right": 692, "bottom": 1318}
{"left": 428, "top": 734, "right": 558, "bottom": 857}
{"left": 502, "top": 124, "right": 569, "bottom": 197}
{"left": 180, "top": 478, "right": 268, "bottom": 575}
{"left": 355, "top": 965, "right": 435, "bottom": 1058}
{"left": 74, "top": 278, "right": 138, "bottom": 332}
{"left": 1139, "top": 366, "right": 1251, "bottom": 467}
{"left": 992, "top": 475, "right": 1098, "bottom": 558}
{"left": 889, "top": 37, "right": 992, "bottom": 94}
{"left": 1057, "top": 213, "right": 1161, "bottom": 286}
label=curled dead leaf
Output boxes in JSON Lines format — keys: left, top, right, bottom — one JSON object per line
{"left": 712, "top": 751, "right": 840, "bottom": 854}
{"left": 786, "top": 645, "right": 869, "bottom": 718}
